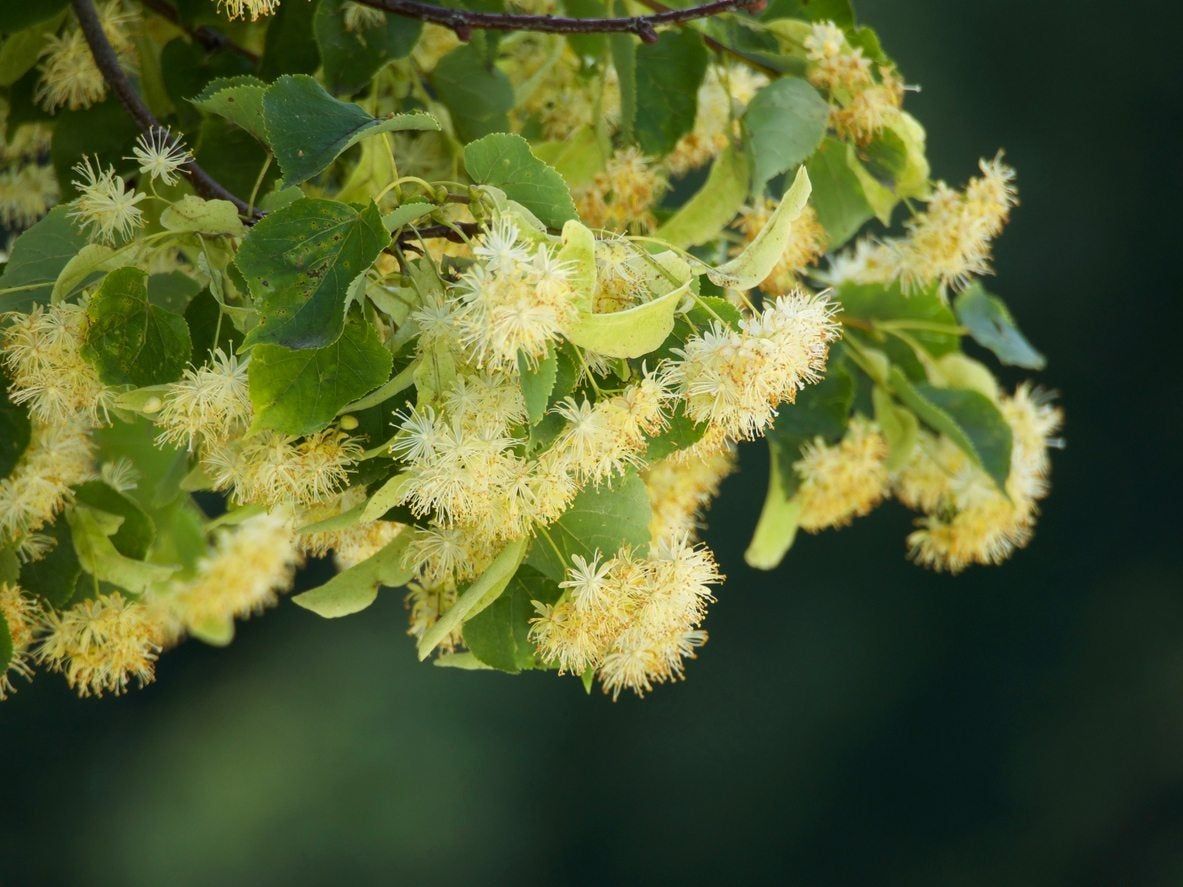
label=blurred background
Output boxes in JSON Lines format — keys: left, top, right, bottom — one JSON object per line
{"left": 3, "top": 0, "right": 1181, "bottom": 884}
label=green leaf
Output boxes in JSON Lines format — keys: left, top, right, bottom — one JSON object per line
{"left": 742, "top": 77, "right": 829, "bottom": 198}
{"left": 189, "top": 75, "right": 269, "bottom": 142}
{"left": 463, "top": 133, "right": 577, "bottom": 230}
{"left": 806, "top": 138, "right": 874, "bottom": 248}
{"left": 236, "top": 198, "right": 389, "bottom": 350}
{"left": 67, "top": 505, "right": 178, "bottom": 594}
{"left": 761, "top": 0, "right": 853, "bottom": 25}
{"left": 429, "top": 43, "right": 515, "bottom": 143}
{"left": 531, "top": 125, "right": 606, "bottom": 189}
{"left": 634, "top": 29, "right": 708, "bottom": 156}
{"left": 18, "top": 517, "right": 82, "bottom": 609}
{"left": 148, "top": 272, "right": 203, "bottom": 313}
{"left": 890, "top": 368, "right": 1013, "bottom": 491}
{"left": 463, "top": 565, "right": 561, "bottom": 673}
{"left": 74, "top": 480, "right": 156, "bottom": 560}
{"left": 195, "top": 116, "right": 280, "bottom": 198}
{"left": 655, "top": 145, "right": 751, "bottom": 249}
{"left": 557, "top": 220, "right": 597, "bottom": 310}
{"left": 50, "top": 244, "right": 119, "bottom": 304}
{"left": 609, "top": 27, "right": 636, "bottom": 141}
{"left": 563, "top": 276, "right": 691, "bottom": 359}
{"left": 259, "top": 0, "right": 320, "bottom": 79}
{"left": 314, "top": 0, "right": 421, "bottom": 95}
{"left": 838, "top": 279, "right": 960, "bottom": 379}
{"left": 872, "top": 385, "right": 919, "bottom": 473}
{"left": 0, "top": 12, "right": 64, "bottom": 86}
{"left": 381, "top": 201, "right": 435, "bottom": 233}
{"left": 0, "top": 207, "right": 88, "bottom": 312}
{"left": 361, "top": 473, "right": 409, "bottom": 523}
{"left": 49, "top": 99, "right": 140, "bottom": 196}
{"left": 954, "top": 283, "right": 1046, "bottom": 370}
{"left": 707, "top": 166, "right": 811, "bottom": 290}
{"left": 261, "top": 75, "right": 440, "bottom": 185}
{"left": 249, "top": 315, "right": 392, "bottom": 436}
{"left": 0, "top": 371, "right": 31, "bottom": 479}
{"left": 293, "top": 531, "right": 412, "bottom": 618}
{"left": 519, "top": 348, "right": 558, "bottom": 426}
{"left": 418, "top": 536, "right": 528, "bottom": 660}
{"left": 526, "top": 471, "right": 651, "bottom": 581}
{"left": 160, "top": 195, "right": 247, "bottom": 237}
{"left": 744, "top": 441, "right": 802, "bottom": 570}
{"left": 82, "top": 267, "right": 192, "bottom": 387}
{"left": 645, "top": 400, "right": 706, "bottom": 461}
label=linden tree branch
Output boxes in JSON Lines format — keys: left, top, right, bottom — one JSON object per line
{"left": 71, "top": 0, "right": 259, "bottom": 217}
{"left": 351, "top": 0, "right": 765, "bottom": 43}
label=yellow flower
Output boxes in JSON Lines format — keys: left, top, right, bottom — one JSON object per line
{"left": 37, "top": 593, "right": 164, "bottom": 698}
{"left": 69, "top": 156, "right": 147, "bottom": 245}
{"left": 216, "top": 0, "right": 281, "bottom": 21}
{"left": 795, "top": 417, "right": 890, "bottom": 531}
{"left": 0, "top": 583, "right": 43, "bottom": 700}
{"left": 1, "top": 302, "right": 111, "bottom": 424}
{"left": 0, "top": 163, "right": 58, "bottom": 230}
{"left": 154, "top": 349, "right": 252, "bottom": 452}
{"left": 574, "top": 148, "right": 667, "bottom": 233}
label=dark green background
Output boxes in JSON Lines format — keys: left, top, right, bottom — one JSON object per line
{"left": 3, "top": 0, "right": 1180, "bottom": 883}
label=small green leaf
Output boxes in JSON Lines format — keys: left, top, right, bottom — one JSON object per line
{"left": 236, "top": 198, "right": 389, "bottom": 350}
{"left": 872, "top": 386, "right": 919, "bottom": 473}
{"left": 463, "top": 565, "right": 562, "bottom": 673}
{"left": 0, "top": 12, "right": 65, "bottom": 86}
{"left": 531, "top": 125, "right": 606, "bottom": 189}
{"left": 645, "top": 400, "right": 706, "bottom": 461}
{"left": 837, "top": 280, "right": 960, "bottom": 377}
{"left": 50, "top": 243, "right": 118, "bottom": 304}
{"left": 526, "top": 471, "right": 651, "bottom": 581}
{"left": 83, "top": 267, "right": 192, "bottom": 387}
{"left": 67, "top": 505, "right": 178, "bottom": 593}
{"left": 519, "top": 348, "right": 558, "bottom": 425}
{"left": 361, "top": 473, "right": 409, "bottom": 523}
{"left": 954, "top": 283, "right": 1046, "bottom": 370}
{"left": 744, "top": 441, "right": 801, "bottom": 570}
{"left": 634, "top": 29, "right": 709, "bottom": 156}
{"left": 563, "top": 277, "right": 690, "bottom": 359}
{"left": 0, "top": 207, "right": 88, "bottom": 312}
{"left": 890, "top": 368, "right": 1013, "bottom": 491}
{"left": 429, "top": 43, "right": 514, "bottom": 143}
{"left": 742, "top": 77, "right": 828, "bottom": 198}
{"left": 249, "top": 315, "right": 392, "bottom": 436}
{"left": 656, "top": 146, "right": 751, "bottom": 249}
{"left": 74, "top": 480, "right": 155, "bottom": 559}
{"left": 707, "top": 166, "right": 811, "bottom": 290}
{"left": 261, "top": 75, "right": 439, "bottom": 184}
{"left": 761, "top": 0, "right": 853, "bottom": 25}
{"left": 609, "top": 25, "right": 636, "bottom": 141}
{"left": 557, "top": 220, "right": 597, "bottom": 310}
{"left": 190, "top": 75, "right": 269, "bottom": 142}
{"left": 160, "top": 196, "right": 246, "bottom": 237}
{"left": 381, "top": 201, "right": 435, "bottom": 233}
{"left": 313, "top": 0, "right": 421, "bottom": 95}
{"left": 806, "top": 138, "right": 874, "bottom": 248}
{"left": 293, "top": 531, "right": 412, "bottom": 618}
{"left": 463, "top": 133, "right": 577, "bottom": 230}
{"left": 418, "top": 536, "right": 528, "bottom": 660}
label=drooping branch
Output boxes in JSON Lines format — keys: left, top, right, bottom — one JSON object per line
{"left": 139, "top": 0, "right": 260, "bottom": 63}
{"left": 352, "top": 0, "right": 765, "bottom": 43}
{"left": 71, "top": 0, "right": 259, "bottom": 217}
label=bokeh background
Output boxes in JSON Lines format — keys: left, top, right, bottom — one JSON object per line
{"left": 3, "top": 0, "right": 1181, "bottom": 883}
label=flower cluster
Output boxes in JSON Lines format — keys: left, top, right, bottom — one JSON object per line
{"left": 897, "top": 385, "right": 1062, "bottom": 572}
{"left": 804, "top": 20, "right": 905, "bottom": 144}
{"left": 530, "top": 536, "right": 722, "bottom": 698}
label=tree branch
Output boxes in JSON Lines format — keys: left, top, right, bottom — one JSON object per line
{"left": 352, "top": 0, "right": 764, "bottom": 43}
{"left": 71, "top": 0, "right": 259, "bottom": 218}
{"left": 139, "top": 0, "right": 260, "bottom": 63}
